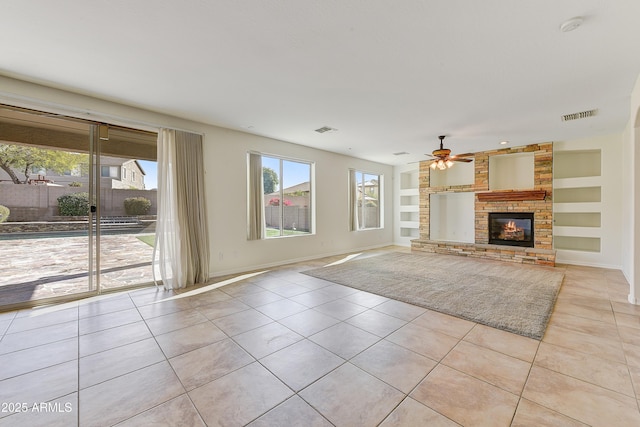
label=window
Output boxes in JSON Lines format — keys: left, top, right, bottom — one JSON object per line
{"left": 131, "top": 170, "right": 136, "bottom": 181}
{"left": 249, "top": 154, "right": 313, "bottom": 238}
{"left": 101, "top": 165, "right": 119, "bottom": 178}
{"left": 122, "top": 167, "right": 127, "bottom": 179}
{"left": 350, "top": 170, "right": 382, "bottom": 230}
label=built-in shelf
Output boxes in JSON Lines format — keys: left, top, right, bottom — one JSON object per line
{"left": 400, "top": 194, "right": 419, "bottom": 206}
{"left": 476, "top": 190, "right": 546, "bottom": 202}
{"left": 554, "top": 150, "right": 601, "bottom": 179}
{"left": 429, "top": 161, "right": 474, "bottom": 187}
{"left": 429, "top": 192, "right": 475, "bottom": 243}
{"left": 400, "top": 227, "right": 419, "bottom": 238}
{"left": 400, "top": 211, "right": 419, "bottom": 221}
{"left": 553, "top": 149, "right": 602, "bottom": 254}
{"left": 554, "top": 212, "right": 601, "bottom": 227}
{"left": 554, "top": 236, "right": 601, "bottom": 253}
{"left": 489, "top": 152, "right": 534, "bottom": 190}
{"left": 553, "top": 202, "right": 601, "bottom": 213}
{"left": 400, "top": 170, "right": 419, "bottom": 190}
{"left": 399, "top": 188, "right": 419, "bottom": 197}
{"left": 553, "top": 176, "right": 601, "bottom": 189}
{"left": 553, "top": 226, "right": 602, "bottom": 238}
{"left": 395, "top": 167, "right": 420, "bottom": 246}
{"left": 554, "top": 187, "right": 601, "bottom": 203}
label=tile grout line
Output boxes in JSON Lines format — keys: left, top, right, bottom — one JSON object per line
{"left": 509, "top": 331, "right": 542, "bottom": 426}
{"left": 76, "top": 302, "right": 80, "bottom": 427}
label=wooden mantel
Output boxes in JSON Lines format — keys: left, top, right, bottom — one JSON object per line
{"left": 476, "top": 190, "right": 546, "bottom": 202}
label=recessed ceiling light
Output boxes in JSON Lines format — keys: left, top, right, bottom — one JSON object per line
{"left": 560, "top": 16, "right": 583, "bottom": 33}
{"left": 500, "top": 141, "right": 509, "bottom": 145}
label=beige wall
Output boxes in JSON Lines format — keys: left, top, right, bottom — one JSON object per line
{"left": 0, "top": 76, "right": 394, "bottom": 276}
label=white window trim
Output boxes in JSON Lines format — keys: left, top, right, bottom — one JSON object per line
{"left": 350, "top": 169, "right": 384, "bottom": 231}
{"left": 249, "top": 151, "right": 315, "bottom": 239}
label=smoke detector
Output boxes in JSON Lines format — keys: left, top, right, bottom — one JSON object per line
{"left": 560, "top": 17, "right": 583, "bottom": 33}
{"left": 561, "top": 109, "right": 598, "bottom": 122}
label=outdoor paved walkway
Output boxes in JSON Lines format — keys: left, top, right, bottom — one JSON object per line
{"left": 0, "top": 233, "right": 155, "bottom": 307}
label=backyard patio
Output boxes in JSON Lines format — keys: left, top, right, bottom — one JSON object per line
{"left": 0, "top": 232, "right": 156, "bottom": 307}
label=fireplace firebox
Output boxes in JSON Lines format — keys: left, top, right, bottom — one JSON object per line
{"left": 488, "top": 212, "right": 534, "bottom": 247}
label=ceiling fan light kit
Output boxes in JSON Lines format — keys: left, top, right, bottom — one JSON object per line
{"left": 428, "top": 135, "right": 473, "bottom": 170}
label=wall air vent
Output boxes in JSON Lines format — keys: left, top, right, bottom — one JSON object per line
{"left": 315, "top": 126, "right": 337, "bottom": 133}
{"left": 562, "top": 109, "right": 598, "bottom": 122}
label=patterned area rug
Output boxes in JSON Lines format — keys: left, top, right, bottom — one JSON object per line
{"left": 303, "top": 252, "right": 564, "bottom": 339}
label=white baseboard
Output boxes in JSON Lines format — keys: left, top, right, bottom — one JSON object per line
{"left": 555, "top": 259, "right": 623, "bottom": 270}
{"left": 209, "top": 243, "right": 394, "bottom": 278}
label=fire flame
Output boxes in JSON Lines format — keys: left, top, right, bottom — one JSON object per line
{"left": 504, "top": 221, "right": 518, "bottom": 231}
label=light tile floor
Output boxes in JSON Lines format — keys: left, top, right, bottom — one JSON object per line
{"left": 1, "top": 247, "right": 640, "bottom": 426}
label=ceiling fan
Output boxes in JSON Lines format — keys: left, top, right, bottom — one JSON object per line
{"left": 426, "top": 135, "right": 474, "bottom": 170}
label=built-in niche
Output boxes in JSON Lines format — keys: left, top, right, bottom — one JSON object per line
{"left": 397, "top": 167, "right": 420, "bottom": 242}
{"left": 553, "top": 149, "right": 601, "bottom": 179}
{"left": 554, "top": 236, "right": 601, "bottom": 252}
{"left": 554, "top": 212, "right": 601, "bottom": 227}
{"left": 429, "top": 192, "right": 475, "bottom": 243}
{"left": 552, "top": 148, "right": 603, "bottom": 255}
{"left": 489, "top": 152, "right": 534, "bottom": 190}
{"left": 554, "top": 187, "right": 601, "bottom": 203}
{"left": 429, "top": 160, "right": 474, "bottom": 187}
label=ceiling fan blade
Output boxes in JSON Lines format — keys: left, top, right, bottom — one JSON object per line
{"left": 451, "top": 153, "right": 474, "bottom": 158}
{"left": 451, "top": 158, "right": 473, "bottom": 163}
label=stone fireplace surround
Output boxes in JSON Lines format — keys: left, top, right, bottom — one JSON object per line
{"left": 411, "top": 143, "right": 556, "bottom": 266}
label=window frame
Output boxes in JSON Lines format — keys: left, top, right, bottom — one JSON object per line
{"left": 100, "top": 165, "right": 119, "bottom": 178}
{"left": 351, "top": 169, "right": 383, "bottom": 231}
{"left": 253, "top": 152, "right": 315, "bottom": 239}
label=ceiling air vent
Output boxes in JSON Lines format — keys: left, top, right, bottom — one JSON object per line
{"left": 315, "top": 126, "right": 337, "bottom": 133}
{"left": 562, "top": 109, "right": 598, "bottom": 122}
{"left": 393, "top": 152, "right": 410, "bottom": 156}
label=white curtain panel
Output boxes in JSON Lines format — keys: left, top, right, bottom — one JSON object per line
{"left": 247, "top": 153, "right": 265, "bottom": 240}
{"left": 174, "top": 130, "right": 210, "bottom": 286}
{"left": 348, "top": 169, "right": 359, "bottom": 231}
{"left": 155, "top": 129, "right": 182, "bottom": 289}
{"left": 155, "top": 129, "right": 210, "bottom": 290}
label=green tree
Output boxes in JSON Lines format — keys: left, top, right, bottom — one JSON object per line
{"left": 0, "top": 143, "right": 88, "bottom": 184}
{"left": 263, "top": 167, "right": 279, "bottom": 194}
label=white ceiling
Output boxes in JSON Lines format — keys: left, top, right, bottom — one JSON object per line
{"left": 1, "top": 0, "right": 639, "bottom": 165}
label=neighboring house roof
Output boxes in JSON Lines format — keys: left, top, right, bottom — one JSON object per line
{"left": 267, "top": 181, "right": 310, "bottom": 196}
{"left": 283, "top": 181, "right": 309, "bottom": 194}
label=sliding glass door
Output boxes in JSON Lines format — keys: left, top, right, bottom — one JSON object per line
{"left": 95, "top": 126, "right": 157, "bottom": 292}
{"left": 0, "top": 105, "right": 157, "bottom": 310}
{"left": 0, "top": 107, "right": 96, "bottom": 308}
